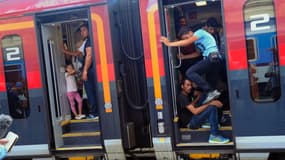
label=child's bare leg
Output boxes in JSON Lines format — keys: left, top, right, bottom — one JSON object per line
{"left": 74, "top": 92, "right": 83, "bottom": 115}
{"left": 67, "top": 93, "right": 78, "bottom": 116}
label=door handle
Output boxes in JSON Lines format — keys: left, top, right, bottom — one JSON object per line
{"left": 38, "top": 105, "right": 41, "bottom": 112}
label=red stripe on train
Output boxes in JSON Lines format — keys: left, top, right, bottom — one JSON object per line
{"left": 275, "top": 1, "right": 285, "bottom": 66}
{"left": 140, "top": 0, "right": 165, "bottom": 78}
{"left": 145, "top": 58, "right": 166, "bottom": 78}
{"left": 0, "top": 0, "right": 107, "bottom": 18}
{"left": 224, "top": 0, "right": 285, "bottom": 70}
{"left": 91, "top": 5, "right": 115, "bottom": 83}
{"left": 96, "top": 64, "right": 115, "bottom": 82}
{"left": 224, "top": 0, "right": 247, "bottom": 71}
{"left": 0, "top": 18, "right": 42, "bottom": 91}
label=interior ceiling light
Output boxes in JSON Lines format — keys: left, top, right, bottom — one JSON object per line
{"left": 195, "top": 1, "right": 207, "bottom": 6}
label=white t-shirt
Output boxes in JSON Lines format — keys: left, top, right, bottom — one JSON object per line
{"left": 72, "top": 39, "right": 87, "bottom": 71}
{"left": 65, "top": 73, "right": 78, "bottom": 92}
{"left": 78, "top": 39, "right": 87, "bottom": 56}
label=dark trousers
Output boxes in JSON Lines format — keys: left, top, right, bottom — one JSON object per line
{"left": 189, "top": 106, "right": 219, "bottom": 136}
{"left": 185, "top": 55, "right": 222, "bottom": 92}
{"left": 83, "top": 68, "right": 97, "bottom": 116}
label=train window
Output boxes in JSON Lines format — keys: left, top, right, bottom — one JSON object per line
{"left": 244, "top": 0, "right": 281, "bottom": 102}
{"left": 1, "top": 35, "right": 30, "bottom": 118}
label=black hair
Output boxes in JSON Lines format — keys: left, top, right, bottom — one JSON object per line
{"left": 206, "top": 17, "right": 219, "bottom": 28}
{"left": 181, "top": 77, "right": 191, "bottom": 86}
{"left": 177, "top": 26, "right": 192, "bottom": 39}
{"left": 65, "top": 63, "right": 74, "bottom": 69}
{"left": 178, "top": 16, "right": 186, "bottom": 20}
{"left": 79, "top": 23, "right": 89, "bottom": 30}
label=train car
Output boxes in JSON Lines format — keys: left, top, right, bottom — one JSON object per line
{"left": 119, "top": 0, "right": 285, "bottom": 159}
{"left": 1, "top": 0, "right": 285, "bottom": 159}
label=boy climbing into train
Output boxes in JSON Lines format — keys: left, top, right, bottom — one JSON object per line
{"left": 177, "top": 78, "right": 230, "bottom": 144}
{"left": 65, "top": 64, "right": 85, "bottom": 120}
{"left": 176, "top": 26, "right": 203, "bottom": 79}
{"left": 161, "top": 17, "right": 222, "bottom": 104}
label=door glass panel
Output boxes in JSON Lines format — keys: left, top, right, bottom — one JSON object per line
{"left": 1, "top": 35, "right": 30, "bottom": 118}
{"left": 244, "top": 0, "right": 281, "bottom": 102}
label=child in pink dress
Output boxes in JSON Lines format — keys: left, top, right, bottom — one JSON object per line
{"left": 65, "top": 64, "right": 85, "bottom": 120}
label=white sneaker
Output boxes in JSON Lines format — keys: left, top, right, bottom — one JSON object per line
{"left": 78, "top": 114, "right": 86, "bottom": 119}
{"left": 75, "top": 114, "right": 86, "bottom": 120}
{"left": 203, "top": 90, "right": 221, "bottom": 104}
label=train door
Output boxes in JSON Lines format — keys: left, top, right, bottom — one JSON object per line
{"left": 108, "top": 0, "right": 153, "bottom": 153}
{"left": 41, "top": 23, "right": 68, "bottom": 149}
{"left": 0, "top": 16, "right": 49, "bottom": 157}
{"left": 37, "top": 5, "right": 125, "bottom": 159}
{"left": 135, "top": 0, "right": 176, "bottom": 159}
{"left": 224, "top": 0, "right": 285, "bottom": 152}
{"left": 155, "top": 0, "right": 234, "bottom": 158}
{"left": 37, "top": 9, "right": 105, "bottom": 154}
{"left": 89, "top": 4, "right": 126, "bottom": 160}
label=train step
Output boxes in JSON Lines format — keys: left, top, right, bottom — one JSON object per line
{"left": 179, "top": 126, "right": 233, "bottom": 143}
{"left": 62, "top": 131, "right": 102, "bottom": 146}
{"left": 176, "top": 142, "right": 234, "bottom": 147}
{"left": 56, "top": 144, "right": 103, "bottom": 151}
{"left": 61, "top": 119, "right": 100, "bottom": 134}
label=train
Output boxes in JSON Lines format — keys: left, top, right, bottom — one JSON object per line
{"left": 0, "top": 0, "right": 284, "bottom": 159}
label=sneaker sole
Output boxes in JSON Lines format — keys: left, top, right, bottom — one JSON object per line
{"left": 88, "top": 117, "right": 99, "bottom": 120}
{"left": 203, "top": 95, "right": 220, "bottom": 104}
{"left": 208, "top": 139, "right": 230, "bottom": 144}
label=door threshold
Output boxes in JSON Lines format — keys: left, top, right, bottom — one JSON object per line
{"left": 176, "top": 142, "right": 234, "bottom": 147}
{"left": 56, "top": 145, "right": 103, "bottom": 151}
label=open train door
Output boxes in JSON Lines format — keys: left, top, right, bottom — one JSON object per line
{"left": 38, "top": 4, "right": 125, "bottom": 159}
{"left": 89, "top": 4, "right": 126, "bottom": 160}
{"left": 156, "top": 0, "right": 235, "bottom": 159}
{"left": 138, "top": 0, "right": 176, "bottom": 159}
{"left": 224, "top": 0, "right": 285, "bottom": 152}
{"left": 0, "top": 16, "right": 50, "bottom": 157}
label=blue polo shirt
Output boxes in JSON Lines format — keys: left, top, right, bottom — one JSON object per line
{"left": 194, "top": 29, "right": 218, "bottom": 57}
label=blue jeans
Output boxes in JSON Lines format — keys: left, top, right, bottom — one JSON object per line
{"left": 189, "top": 106, "right": 219, "bottom": 136}
{"left": 83, "top": 68, "right": 97, "bottom": 116}
{"left": 185, "top": 55, "right": 221, "bottom": 92}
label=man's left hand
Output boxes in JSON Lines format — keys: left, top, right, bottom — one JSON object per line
{"left": 82, "top": 71, "right": 88, "bottom": 81}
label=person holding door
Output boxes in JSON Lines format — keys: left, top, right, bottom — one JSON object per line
{"left": 79, "top": 23, "right": 98, "bottom": 119}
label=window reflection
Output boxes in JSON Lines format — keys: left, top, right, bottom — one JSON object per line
{"left": 244, "top": 0, "right": 280, "bottom": 102}
{"left": 2, "top": 35, "right": 30, "bottom": 118}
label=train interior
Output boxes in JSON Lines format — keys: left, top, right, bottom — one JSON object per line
{"left": 162, "top": 0, "right": 234, "bottom": 148}
{"left": 37, "top": 9, "right": 103, "bottom": 152}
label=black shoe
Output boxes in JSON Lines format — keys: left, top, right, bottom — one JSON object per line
{"left": 87, "top": 114, "right": 99, "bottom": 120}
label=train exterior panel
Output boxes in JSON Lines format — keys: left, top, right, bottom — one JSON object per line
{"left": 0, "top": 15, "right": 49, "bottom": 156}
{"left": 0, "top": 0, "right": 285, "bottom": 159}
{"left": 224, "top": 0, "right": 285, "bottom": 150}
{"left": 0, "top": 0, "right": 125, "bottom": 159}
